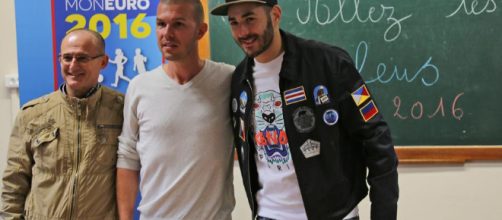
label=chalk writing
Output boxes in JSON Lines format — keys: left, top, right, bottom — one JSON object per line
{"left": 393, "top": 93, "right": 465, "bottom": 120}
{"left": 446, "top": 0, "right": 497, "bottom": 18}
{"left": 355, "top": 41, "right": 440, "bottom": 87}
{"left": 296, "top": 0, "right": 412, "bottom": 42}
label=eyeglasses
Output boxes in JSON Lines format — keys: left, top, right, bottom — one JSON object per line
{"left": 58, "top": 53, "right": 104, "bottom": 64}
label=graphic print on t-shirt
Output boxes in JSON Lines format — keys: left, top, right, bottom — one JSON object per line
{"left": 254, "top": 90, "right": 291, "bottom": 171}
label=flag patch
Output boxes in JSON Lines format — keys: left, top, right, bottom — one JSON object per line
{"left": 284, "top": 86, "right": 307, "bottom": 105}
{"left": 239, "top": 118, "right": 246, "bottom": 141}
{"left": 359, "top": 100, "right": 379, "bottom": 122}
{"left": 351, "top": 84, "right": 371, "bottom": 107}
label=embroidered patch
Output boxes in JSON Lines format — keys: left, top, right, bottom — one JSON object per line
{"left": 351, "top": 84, "right": 371, "bottom": 107}
{"left": 300, "top": 139, "right": 321, "bottom": 158}
{"left": 313, "top": 85, "right": 330, "bottom": 105}
{"left": 284, "top": 86, "right": 307, "bottom": 105}
{"left": 360, "top": 100, "right": 379, "bottom": 122}
{"left": 232, "top": 98, "right": 238, "bottom": 113}
{"left": 293, "top": 106, "right": 316, "bottom": 133}
{"left": 239, "top": 118, "right": 246, "bottom": 141}
{"left": 323, "top": 109, "right": 339, "bottom": 126}
{"left": 239, "top": 91, "right": 248, "bottom": 114}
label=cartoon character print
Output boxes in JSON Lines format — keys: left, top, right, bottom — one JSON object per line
{"left": 253, "top": 90, "right": 291, "bottom": 170}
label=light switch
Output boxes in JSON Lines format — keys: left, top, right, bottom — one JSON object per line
{"left": 4, "top": 74, "right": 19, "bottom": 88}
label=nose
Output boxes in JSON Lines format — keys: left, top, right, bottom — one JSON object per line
{"left": 232, "top": 23, "right": 250, "bottom": 38}
{"left": 68, "top": 58, "right": 81, "bottom": 70}
{"left": 161, "top": 25, "right": 174, "bottom": 39}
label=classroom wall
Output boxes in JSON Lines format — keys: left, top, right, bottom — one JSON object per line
{"left": 0, "top": 0, "right": 20, "bottom": 200}
{"left": 1, "top": 0, "right": 502, "bottom": 219}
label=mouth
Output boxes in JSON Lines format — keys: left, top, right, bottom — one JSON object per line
{"left": 161, "top": 41, "right": 178, "bottom": 50}
{"left": 66, "top": 71, "right": 85, "bottom": 80}
{"left": 68, "top": 72, "right": 83, "bottom": 77}
{"left": 239, "top": 35, "right": 257, "bottom": 48}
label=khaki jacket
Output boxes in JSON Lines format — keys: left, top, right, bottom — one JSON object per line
{"left": 1, "top": 86, "right": 124, "bottom": 220}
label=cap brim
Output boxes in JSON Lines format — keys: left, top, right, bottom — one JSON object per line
{"left": 210, "top": 0, "right": 268, "bottom": 16}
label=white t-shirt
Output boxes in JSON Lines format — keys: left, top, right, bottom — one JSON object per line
{"left": 252, "top": 53, "right": 359, "bottom": 220}
{"left": 117, "top": 60, "right": 235, "bottom": 220}
{"left": 252, "top": 52, "right": 308, "bottom": 220}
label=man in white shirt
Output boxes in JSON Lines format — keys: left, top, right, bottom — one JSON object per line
{"left": 116, "top": 1, "right": 235, "bottom": 219}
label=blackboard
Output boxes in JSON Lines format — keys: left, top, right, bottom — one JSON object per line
{"left": 209, "top": 0, "right": 502, "bottom": 148}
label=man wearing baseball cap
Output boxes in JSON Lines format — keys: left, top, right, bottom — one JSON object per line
{"left": 211, "top": 1, "right": 399, "bottom": 220}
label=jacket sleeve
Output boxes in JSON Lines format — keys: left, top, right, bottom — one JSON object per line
{"left": 1, "top": 113, "right": 33, "bottom": 220}
{"left": 334, "top": 53, "right": 399, "bottom": 220}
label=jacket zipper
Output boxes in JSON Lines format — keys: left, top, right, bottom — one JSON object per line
{"left": 245, "top": 79, "right": 256, "bottom": 216}
{"left": 69, "top": 101, "right": 82, "bottom": 220}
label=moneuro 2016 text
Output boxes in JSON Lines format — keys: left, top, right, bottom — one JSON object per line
{"left": 65, "top": 0, "right": 150, "bottom": 12}
{"left": 65, "top": 13, "right": 151, "bottom": 39}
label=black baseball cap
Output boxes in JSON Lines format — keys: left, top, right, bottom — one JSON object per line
{"left": 210, "top": 0, "right": 278, "bottom": 16}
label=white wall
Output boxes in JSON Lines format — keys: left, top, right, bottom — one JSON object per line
{"left": 232, "top": 162, "right": 502, "bottom": 220}
{"left": 0, "top": 0, "right": 19, "bottom": 196}
{"left": 1, "top": 1, "right": 502, "bottom": 219}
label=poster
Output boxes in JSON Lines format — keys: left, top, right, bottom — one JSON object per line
{"left": 52, "top": 0, "right": 162, "bottom": 93}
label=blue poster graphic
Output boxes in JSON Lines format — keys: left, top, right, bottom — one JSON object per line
{"left": 52, "top": 0, "right": 162, "bottom": 93}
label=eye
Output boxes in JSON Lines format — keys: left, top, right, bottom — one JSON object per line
{"left": 75, "top": 55, "right": 90, "bottom": 63}
{"left": 173, "top": 21, "right": 185, "bottom": 28}
{"left": 274, "top": 101, "right": 281, "bottom": 107}
{"left": 245, "top": 17, "right": 255, "bottom": 24}
{"left": 253, "top": 103, "right": 260, "bottom": 109}
{"left": 156, "top": 21, "right": 166, "bottom": 28}
{"left": 62, "top": 55, "right": 73, "bottom": 62}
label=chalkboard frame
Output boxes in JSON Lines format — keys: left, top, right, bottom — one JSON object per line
{"left": 396, "top": 146, "right": 502, "bottom": 164}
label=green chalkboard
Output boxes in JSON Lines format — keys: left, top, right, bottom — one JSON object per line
{"left": 208, "top": 0, "right": 502, "bottom": 146}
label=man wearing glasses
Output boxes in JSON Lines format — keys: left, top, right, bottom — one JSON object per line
{"left": 1, "top": 28, "right": 123, "bottom": 220}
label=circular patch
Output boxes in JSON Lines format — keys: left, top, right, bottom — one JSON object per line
{"left": 293, "top": 106, "right": 316, "bottom": 133}
{"left": 239, "top": 91, "right": 248, "bottom": 114}
{"left": 232, "top": 98, "right": 238, "bottom": 113}
{"left": 323, "top": 109, "right": 339, "bottom": 126}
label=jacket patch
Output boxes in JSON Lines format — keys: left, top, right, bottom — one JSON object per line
{"left": 323, "top": 109, "right": 339, "bottom": 126}
{"left": 313, "top": 85, "right": 330, "bottom": 105}
{"left": 300, "top": 139, "right": 321, "bottom": 158}
{"left": 284, "top": 86, "right": 307, "bottom": 105}
{"left": 360, "top": 100, "right": 379, "bottom": 122}
{"left": 351, "top": 84, "right": 371, "bottom": 107}
{"left": 232, "top": 98, "right": 238, "bottom": 113}
{"left": 239, "top": 91, "right": 248, "bottom": 114}
{"left": 239, "top": 118, "right": 246, "bottom": 141}
{"left": 293, "top": 106, "right": 315, "bottom": 133}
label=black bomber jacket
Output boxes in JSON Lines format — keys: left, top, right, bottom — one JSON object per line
{"left": 230, "top": 30, "right": 399, "bottom": 220}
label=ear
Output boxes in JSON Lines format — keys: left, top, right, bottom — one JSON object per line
{"left": 271, "top": 5, "right": 282, "bottom": 26}
{"left": 100, "top": 54, "right": 109, "bottom": 69}
{"left": 197, "top": 22, "right": 208, "bottom": 40}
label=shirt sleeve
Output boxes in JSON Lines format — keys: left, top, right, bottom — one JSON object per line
{"left": 117, "top": 81, "right": 141, "bottom": 170}
{"left": 1, "top": 113, "right": 32, "bottom": 219}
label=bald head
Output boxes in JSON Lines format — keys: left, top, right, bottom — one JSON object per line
{"left": 62, "top": 28, "right": 106, "bottom": 54}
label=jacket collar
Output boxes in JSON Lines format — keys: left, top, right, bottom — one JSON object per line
{"left": 58, "top": 84, "right": 103, "bottom": 114}
{"left": 238, "top": 29, "right": 301, "bottom": 83}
